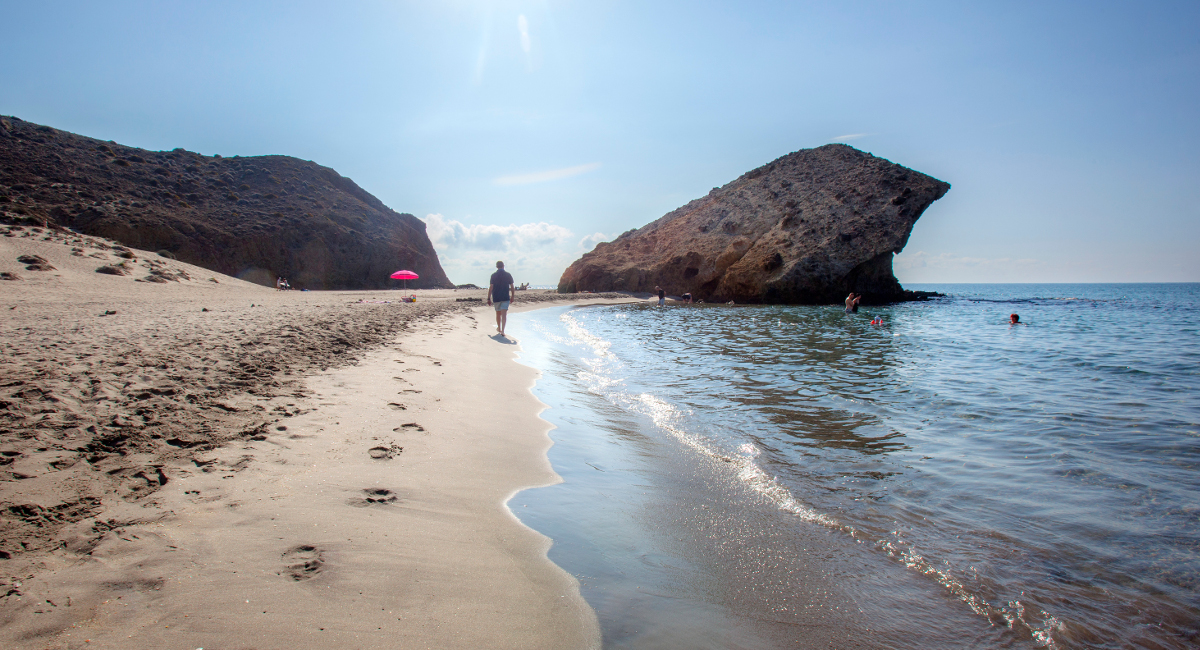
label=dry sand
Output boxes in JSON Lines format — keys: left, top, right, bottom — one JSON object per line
{"left": 0, "top": 223, "right": 635, "bottom": 648}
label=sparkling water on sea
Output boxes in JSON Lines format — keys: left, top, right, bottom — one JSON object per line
{"left": 509, "top": 284, "right": 1200, "bottom": 650}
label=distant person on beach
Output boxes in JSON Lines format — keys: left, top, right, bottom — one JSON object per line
{"left": 682, "top": 292, "right": 693, "bottom": 304}
{"left": 656, "top": 286, "right": 666, "bottom": 306}
{"left": 845, "top": 293, "right": 861, "bottom": 313}
{"left": 488, "top": 261, "right": 515, "bottom": 336}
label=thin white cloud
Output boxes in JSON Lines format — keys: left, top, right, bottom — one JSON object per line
{"left": 423, "top": 214, "right": 613, "bottom": 285}
{"left": 832, "top": 133, "right": 871, "bottom": 142}
{"left": 577, "top": 232, "right": 609, "bottom": 252}
{"left": 518, "top": 14, "right": 531, "bottom": 53}
{"left": 493, "top": 162, "right": 601, "bottom": 186}
{"left": 424, "top": 213, "right": 572, "bottom": 251}
{"left": 472, "top": 9, "right": 493, "bottom": 85}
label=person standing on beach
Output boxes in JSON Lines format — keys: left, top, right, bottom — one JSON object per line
{"left": 487, "top": 261, "right": 515, "bottom": 336}
{"left": 656, "top": 286, "right": 666, "bottom": 306}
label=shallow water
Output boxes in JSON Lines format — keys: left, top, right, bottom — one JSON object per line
{"left": 510, "top": 284, "right": 1200, "bottom": 649}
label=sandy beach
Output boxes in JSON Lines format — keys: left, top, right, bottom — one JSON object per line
{"left": 0, "top": 223, "right": 632, "bottom": 649}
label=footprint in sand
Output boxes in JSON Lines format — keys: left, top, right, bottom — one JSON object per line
{"left": 192, "top": 457, "right": 218, "bottom": 472}
{"left": 280, "top": 544, "right": 325, "bottom": 581}
{"left": 387, "top": 403, "right": 406, "bottom": 411}
{"left": 394, "top": 423, "right": 425, "bottom": 433}
{"left": 348, "top": 488, "right": 399, "bottom": 507}
{"left": 368, "top": 444, "right": 403, "bottom": 460}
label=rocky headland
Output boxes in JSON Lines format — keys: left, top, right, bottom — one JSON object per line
{"left": 558, "top": 144, "right": 949, "bottom": 304}
{"left": 0, "top": 116, "right": 451, "bottom": 290}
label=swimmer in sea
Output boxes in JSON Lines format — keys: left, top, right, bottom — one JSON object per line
{"left": 1009, "top": 313, "right": 1025, "bottom": 326}
{"left": 845, "top": 292, "right": 861, "bottom": 313}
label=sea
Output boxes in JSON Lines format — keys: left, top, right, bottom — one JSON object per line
{"left": 507, "top": 284, "right": 1199, "bottom": 650}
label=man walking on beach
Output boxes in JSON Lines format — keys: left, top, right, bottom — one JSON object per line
{"left": 487, "top": 261, "right": 515, "bottom": 337}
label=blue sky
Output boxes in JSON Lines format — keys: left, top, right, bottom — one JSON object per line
{"left": 2, "top": 1, "right": 1197, "bottom": 285}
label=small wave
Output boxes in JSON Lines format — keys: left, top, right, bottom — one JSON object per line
{"left": 562, "top": 310, "right": 841, "bottom": 528}
{"left": 560, "top": 310, "right": 616, "bottom": 360}
{"left": 877, "top": 538, "right": 1065, "bottom": 647}
{"left": 554, "top": 306, "right": 1071, "bottom": 648}
{"left": 960, "top": 296, "right": 1116, "bottom": 306}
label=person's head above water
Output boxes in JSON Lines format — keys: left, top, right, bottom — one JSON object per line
{"left": 1010, "top": 313, "right": 1020, "bottom": 324}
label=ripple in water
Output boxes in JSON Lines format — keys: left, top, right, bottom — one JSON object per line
{"left": 517, "top": 284, "right": 1200, "bottom": 650}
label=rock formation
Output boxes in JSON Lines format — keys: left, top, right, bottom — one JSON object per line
{"left": 0, "top": 116, "right": 452, "bottom": 290}
{"left": 558, "top": 144, "right": 949, "bottom": 304}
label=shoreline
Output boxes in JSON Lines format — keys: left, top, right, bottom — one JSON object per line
{"left": 0, "top": 225, "right": 635, "bottom": 648}
{"left": 507, "top": 290, "right": 1200, "bottom": 650}
{"left": 508, "top": 304, "right": 992, "bottom": 649}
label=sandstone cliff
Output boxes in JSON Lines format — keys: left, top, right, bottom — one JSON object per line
{"left": 0, "top": 116, "right": 451, "bottom": 290}
{"left": 558, "top": 144, "right": 949, "bottom": 304}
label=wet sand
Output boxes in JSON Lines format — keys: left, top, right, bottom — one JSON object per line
{"left": 0, "top": 223, "right": 629, "bottom": 649}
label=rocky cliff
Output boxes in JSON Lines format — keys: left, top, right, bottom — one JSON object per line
{"left": 0, "top": 116, "right": 452, "bottom": 290}
{"left": 558, "top": 144, "right": 949, "bottom": 304}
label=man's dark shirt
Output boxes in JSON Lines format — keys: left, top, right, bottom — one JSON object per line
{"left": 490, "top": 269, "right": 514, "bottom": 302}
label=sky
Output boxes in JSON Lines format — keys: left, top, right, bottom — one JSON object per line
{"left": 2, "top": 1, "right": 1197, "bottom": 286}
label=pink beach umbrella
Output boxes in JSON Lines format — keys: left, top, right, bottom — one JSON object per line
{"left": 390, "top": 269, "right": 419, "bottom": 290}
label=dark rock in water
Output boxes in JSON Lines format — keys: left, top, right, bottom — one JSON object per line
{"left": 557, "top": 144, "right": 949, "bottom": 304}
{"left": 0, "top": 115, "right": 452, "bottom": 290}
